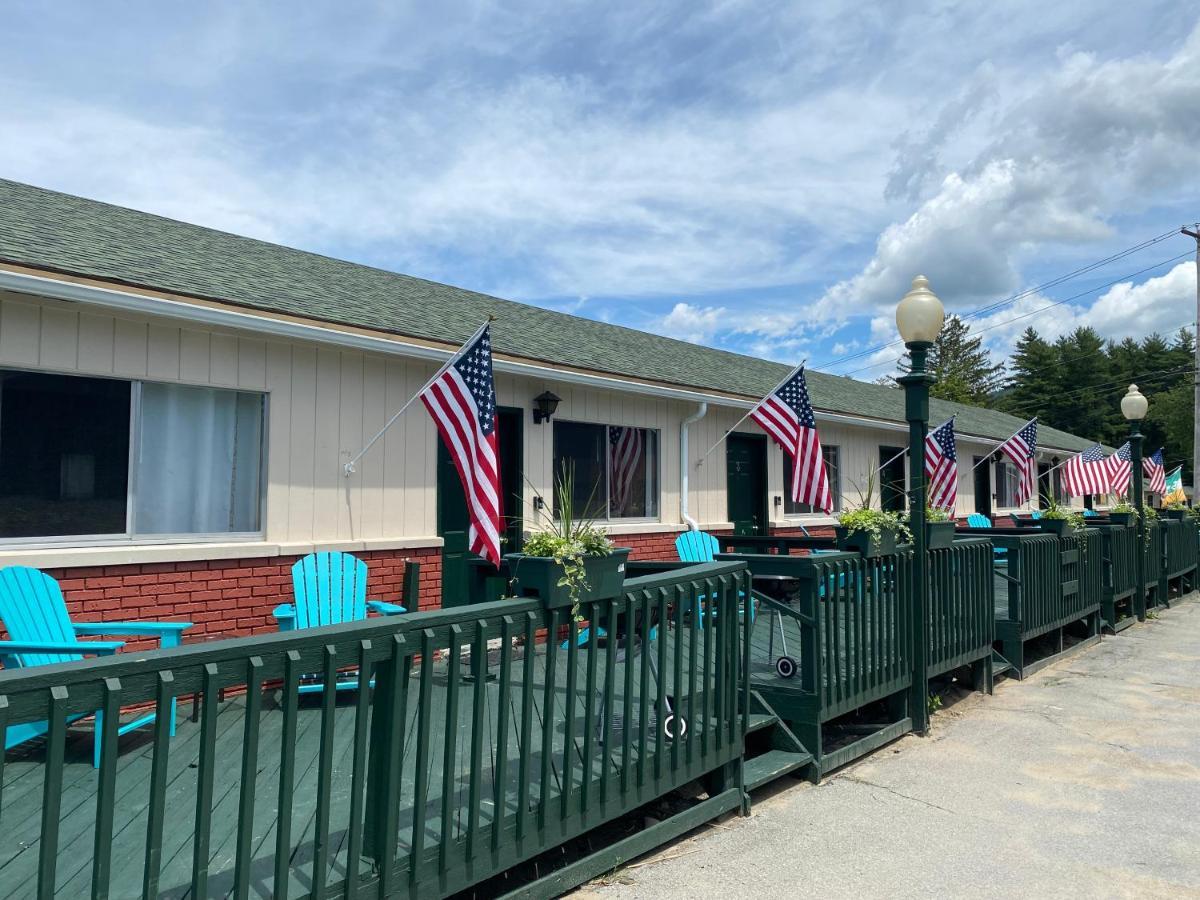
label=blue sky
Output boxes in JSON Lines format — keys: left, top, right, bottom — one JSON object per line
{"left": 1, "top": 2, "right": 1198, "bottom": 380}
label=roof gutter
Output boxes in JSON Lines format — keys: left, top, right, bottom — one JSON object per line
{"left": 0, "top": 268, "right": 1083, "bottom": 455}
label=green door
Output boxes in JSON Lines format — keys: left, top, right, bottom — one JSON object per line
{"left": 437, "top": 406, "right": 523, "bottom": 607}
{"left": 880, "top": 445, "right": 907, "bottom": 513}
{"left": 726, "top": 434, "right": 768, "bottom": 536}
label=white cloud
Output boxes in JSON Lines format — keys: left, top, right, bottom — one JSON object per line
{"left": 657, "top": 302, "right": 727, "bottom": 343}
{"left": 970, "top": 261, "right": 1198, "bottom": 356}
{"left": 816, "top": 24, "right": 1200, "bottom": 319}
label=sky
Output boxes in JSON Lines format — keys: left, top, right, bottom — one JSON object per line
{"left": 1, "top": 1, "right": 1198, "bottom": 383}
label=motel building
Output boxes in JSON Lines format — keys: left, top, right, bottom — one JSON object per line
{"left": 0, "top": 178, "right": 1097, "bottom": 636}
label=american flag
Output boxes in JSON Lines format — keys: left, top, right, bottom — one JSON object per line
{"left": 1144, "top": 447, "right": 1166, "bottom": 496}
{"left": 1107, "top": 442, "right": 1132, "bottom": 496}
{"left": 420, "top": 325, "right": 502, "bottom": 565}
{"left": 998, "top": 418, "right": 1038, "bottom": 506}
{"left": 609, "top": 426, "right": 644, "bottom": 515}
{"left": 924, "top": 418, "right": 957, "bottom": 512}
{"left": 750, "top": 366, "right": 833, "bottom": 513}
{"left": 1063, "top": 444, "right": 1110, "bottom": 497}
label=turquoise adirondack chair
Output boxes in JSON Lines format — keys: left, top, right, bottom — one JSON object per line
{"left": 675, "top": 530, "right": 759, "bottom": 626}
{"left": 967, "top": 512, "right": 1007, "bottom": 559}
{"left": 1083, "top": 508, "right": 1099, "bottom": 518}
{"left": 0, "top": 566, "right": 192, "bottom": 768}
{"left": 272, "top": 551, "right": 405, "bottom": 692}
{"left": 1029, "top": 509, "right": 1042, "bottom": 520}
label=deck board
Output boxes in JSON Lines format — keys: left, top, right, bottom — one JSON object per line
{"left": 0, "top": 625, "right": 725, "bottom": 898}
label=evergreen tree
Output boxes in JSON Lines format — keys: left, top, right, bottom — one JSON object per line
{"left": 925, "top": 315, "right": 1005, "bottom": 404}
{"left": 998, "top": 328, "right": 1056, "bottom": 418}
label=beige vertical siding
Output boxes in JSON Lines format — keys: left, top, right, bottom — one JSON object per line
{"left": 0, "top": 289, "right": 1081, "bottom": 557}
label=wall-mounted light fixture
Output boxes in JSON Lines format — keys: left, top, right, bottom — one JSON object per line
{"left": 532, "top": 391, "right": 561, "bottom": 424}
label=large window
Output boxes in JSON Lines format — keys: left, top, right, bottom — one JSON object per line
{"left": 784, "top": 446, "right": 841, "bottom": 515}
{"left": 0, "top": 370, "right": 265, "bottom": 541}
{"left": 995, "top": 460, "right": 1022, "bottom": 508}
{"left": 552, "top": 421, "right": 659, "bottom": 520}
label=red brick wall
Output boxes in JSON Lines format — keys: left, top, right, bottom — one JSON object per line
{"left": 41, "top": 546, "right": 442, "bottom": 646}
{"left": 29, "top": 524, "right": 841, "bottom": 649}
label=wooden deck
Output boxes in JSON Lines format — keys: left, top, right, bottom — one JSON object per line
{"left": 0, "top": 625, "right": 726, "bottom": 899}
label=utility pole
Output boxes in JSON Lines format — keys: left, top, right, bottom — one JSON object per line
{"left": 1185, "top": 224, "right": 1200, "bottom": 499}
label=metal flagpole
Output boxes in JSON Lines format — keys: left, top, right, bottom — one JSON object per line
{"left": 695, "top": 359, "right": 806, "bottom": 466}
{"left": 343, "top": 318, "right": 493, "bottom": 476}
{"left": 872, "top": 415, "right": 954, "bottom": 479}
{"left": 1039, "top": 453, "right": 1076, "bottom": 479}
{"left": 971, "top": 417, "right": 1035, "bottom": 470}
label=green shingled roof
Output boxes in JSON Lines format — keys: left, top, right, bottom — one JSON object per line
{"left": 0, "top": 178, "right": 1092, "bottom": 452}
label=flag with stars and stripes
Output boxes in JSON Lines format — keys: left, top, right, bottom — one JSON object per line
{"left": 420, "top": 324, "right": 502, "bottom": 565}
{"left": 998, "top": 418, "right": 1038, "bottom": 506}
{"left": 1063, "top": 444, "right": 1110, "bottom": 497}
{"left": 1144, "top": 447, "right": 1166, "bottom": 496}
{"left": 609, "top": 426, "right": 644, "bottom": 515}
{"left": 924, "top": 418, "right": 958, "bottom": 512}
{"left": 1107, "top": 441, "right": 1132, "bottom": 496}
{"left": 749, "top": 366, "right": 833, "bottom": 513}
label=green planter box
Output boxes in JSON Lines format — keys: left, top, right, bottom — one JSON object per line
{"left": 1109, "top": 512, "right": 1135, "bottom": 526}
{"left": 1037, "top": 518, "right": 1073, "bottom": 538}
{"left": 1164, "top": 508, "right": 1188, "bottom": 520}
{"left": 834, "top": 526, "right": 897, "bottom": 558}
{"left": 926, "top": 521, "right": 956, "bottom": 549}
{"left": 503, "top": 548, "right": 631, "bottom": 608}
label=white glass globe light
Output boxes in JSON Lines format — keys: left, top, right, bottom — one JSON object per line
{"left": 895, "top": 275, "right": 945, "bottom": 344}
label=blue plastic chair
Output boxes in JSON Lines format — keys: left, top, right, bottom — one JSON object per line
{"left": 273, "top": 551, "right": 405, "bottom": 692}
{"left": 1083, "top": 508, "right": 1099, "bottom": 518}
{"left": 1029, "top": 509, "right": 1042, "bottom": 520}
{"left": 0, "top": 566, "right": 192, "bottom": 767}
{"left": 967, "top": 512, "right": 1007, "bottom": 560}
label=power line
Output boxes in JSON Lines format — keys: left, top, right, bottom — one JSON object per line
{"left": 834, "top": 250, "right": 1195, "bottom": 379}
{"left": 1002, "top": 364, "right": 1199, "bottom": 413}
{"left": 812, "top": 227, "right": 1189, "bottom": 375}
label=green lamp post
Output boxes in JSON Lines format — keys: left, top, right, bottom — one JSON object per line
{"left": 1121, "top": 384, "right": 1149, "bottom": 621}
{"left": 896, "top": 275, "right": 945, "bottom": 735}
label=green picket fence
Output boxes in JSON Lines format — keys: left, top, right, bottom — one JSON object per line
{"left": 926, "top": 538, "right": 995, "bottom": 685}
{"left": 0, "top": 562, "right": 751, "bottom": 899}
{"left": 1097, "top": 522, "right": 1138, "bottom": 631}
{"left": 959, "top": 527, "right": 1102, "bottom": 678}
{"left": 1161, "top": 517, "right": 1199, "bottom": 592}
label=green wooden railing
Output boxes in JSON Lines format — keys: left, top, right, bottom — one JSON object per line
{"left": 1097, "top": 523, "right": 1137, "bottom": 629}
{"left": 1144, "top": 520, "right": 1165, "bottom": 608}
{"left": 1162, "top": 518, "right": 1198, "bottom": 582}
{"left": 0, "top": 562, "right": 751, "bottom": 899}
{"left": 926, "top": 538, "right": 994, "bottom": 680}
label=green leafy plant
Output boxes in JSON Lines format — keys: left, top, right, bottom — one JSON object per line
{"left": 1164, "top": 498, "right": 1187, "bottom": 511}
{"left": 927, "top": 693, "right": 944, "bottom": 716}
{"left": 922, "top": 504, "right": 952, "bottom": 523}
{"left": 1040, "top": 498, "right": 1085, "bottom": 531}
{"left": 837, "top": 470, "right": 912, "bottom": 543}
{"left": 517, "top": 460, "right": 614, "bottom": 618}
{"left": 1112, "top": 499, "right": 1136, "bottom": 514}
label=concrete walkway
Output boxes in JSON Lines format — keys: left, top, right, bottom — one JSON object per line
{"left": 582, "top": 599, "right": 1200, "bottom": 900}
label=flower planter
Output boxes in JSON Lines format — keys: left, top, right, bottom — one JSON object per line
{"left": 834, "top": 526, "right": 897, "bottom": 558}
{"left": 1108, "top": 512, "right": 1135, "bottom": 526}
{"left": 1037, "top": 518, "right": 1073, "bottom": 538}
{"left": 925, "top": 521, "right": 956, "bottom": 550}
{"left": 503, "top": 548, "right": 631, "bottom": 608}
{"left": 1164, "top": 508, "right": 1188, "bottom": 520}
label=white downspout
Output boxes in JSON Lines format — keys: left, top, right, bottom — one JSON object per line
{"left": 680, "top": 402, "right": 708, "bottom": 531}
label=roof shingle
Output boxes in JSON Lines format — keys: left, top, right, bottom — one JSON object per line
{"left": 0, "top": 178, "right": 1092, "bottom": 452}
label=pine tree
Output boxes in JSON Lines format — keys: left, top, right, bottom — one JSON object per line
{"left": 998, "top": 328, "right": 1056, "bottom": 418}
{"left": 924, "top": 315, "right": 1005, "bottom": 404}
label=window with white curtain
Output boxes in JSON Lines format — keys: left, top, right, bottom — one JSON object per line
{"left": 134, "top": 383, "right": 264, "bottom": 535}
{"left": 995, "top": 460, "right": 1021, "bottom": 508}
{"left": 0, "top": 369, "right": 265, "bottom": 542}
